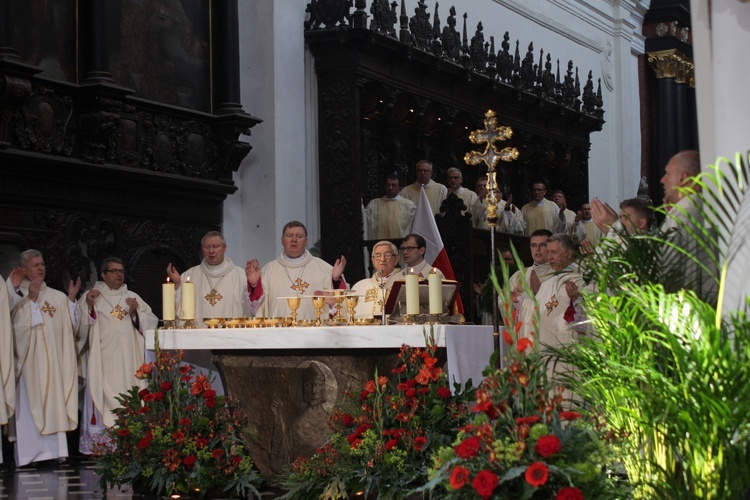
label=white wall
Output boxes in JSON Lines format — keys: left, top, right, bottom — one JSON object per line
{"left": 227, "top": 0, "right": 648, "bottom": 263}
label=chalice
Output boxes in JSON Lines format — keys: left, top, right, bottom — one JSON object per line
{"left": 345, "top": 295, "right": 359, "bottom": 325}
{"left": 311, "top": 296, "right": 326, "bottom": 326}
{"left": 331, "top": 290, "right": 347, "bottom": 323}
{"left": 287, "top": 296, "right": 301, "bottom": 327}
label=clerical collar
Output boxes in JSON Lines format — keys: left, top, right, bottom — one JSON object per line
{"left": 282, "top": 250, "right": 309, "bottom": 264}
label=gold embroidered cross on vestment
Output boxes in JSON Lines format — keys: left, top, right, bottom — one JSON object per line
{"left": 545, "top": 294, "right": 559, "bottom": 315}
{"left": 290, "top": 277, "right": 310, "bottom": 295}
{"left": 204, "top": 288, "right": 223, "bottom": 306}
{"left": 110, "top": 304, "right": 128, "bottom": 320}
{"left": 41, "top": 301, "right": 56, "bottom": 318}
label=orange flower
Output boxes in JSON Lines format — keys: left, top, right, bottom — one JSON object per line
{"left": 503, "top": 330, "right": 514, "bottom": 345}
{"left": 516, "top": 337, "right": 533, "bottom": 353}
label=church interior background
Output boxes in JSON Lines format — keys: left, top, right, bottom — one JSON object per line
{"left": 0, "top": 0, "right": 746, "bottom": 327}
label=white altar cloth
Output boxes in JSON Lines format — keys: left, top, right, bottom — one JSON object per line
{"left": 145, "top": 325, "right": 495, "bottom": 390}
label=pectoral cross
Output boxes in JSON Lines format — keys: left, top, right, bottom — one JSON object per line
{"left": 204, "top": 288, "right": 223, "bottom": 306}
{"left": 545, "top": 294, "right": 559, "bottom": 315}
{"left": 290, "top": 278, "right": 310, "bottom": 295}
{"left": 41, "top": 301, "right": 56, "bottom": 318}
{"left": 110, "top": 304, "right": 128, "bottom": 320}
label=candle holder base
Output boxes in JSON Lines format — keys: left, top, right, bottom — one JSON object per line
{"left": 182, "top": 319, "right": 198, "bottom": 329}
{"left": 428, "top": 313, "right": 441, "bottom": 324}
{"left": 162, "top": 319, "right": 177, "bottom": 330}
{"left": 402, "top": 314, "right": 417, "bottom": 325}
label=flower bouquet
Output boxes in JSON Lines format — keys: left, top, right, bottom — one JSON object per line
{"left": 422, "top": 330, "right": 629, "bottom": 499}
{"left": 277, "top": 333, "right": 477, "bottom": 499}
{"left": 94, "top": 333, "right": 262, "bottom": 498}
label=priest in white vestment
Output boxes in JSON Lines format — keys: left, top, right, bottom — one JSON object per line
{"left": 552, "top": 190, "right": 586, "bottom": 243}
{"left": 509, "top": 230, "right": 554, "bottom": 341}
{"left": 399, "top": 160, "right": 448, "bottom": 216}
{"left": 398, "top": 234, "right": 445, "bottom": 279}
{"left": 573, "top": 202, "right": 602, "bottom": 246}
{"left": 472, "top": 182, "right": 526, "bottom": 234}
{"left": 167, "top": 231, "right": 256, "bottom": 386}
{"left": 249, "top": 221, "right": 348, "bottom": 320}
{"left": 352, "top": 241, "right": 402, "bottom": 319}
{"left": 9, "top": 249, "right": 80, "bottom": 466}
{"left": 76, "top": 257, "right": 158, "bottom": 455}
{"left": 364, "top": 174, "right": 416, "bottom": 240}
{"left": 446, "top": 167, "right": 478, "bottom": 216}
{"left": 521, "top": 182, "right": 564, "bottom": 235}
{"left": 0, "top": 273, "right": 16, "bottom": 465}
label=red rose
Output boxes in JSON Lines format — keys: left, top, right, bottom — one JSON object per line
{"left": 525, "top": 462, "right": 549, "bottom": 488}
{"left": 138, "top": 388, "right": 150, "bottom": 400}
{"left": 559, "top": 411, "right": 583, "bottom": 421}
{"left": 364, "top": 380, "right": 377, "bottom": 394}
{"left": 414, "top": 436, "right": 427, "bottom": 451}
{"left": 397, "top": 382, "right": 410, "bottom": 391}
{"left": 472, "top": 469, "right": 499, "bottom": 500}
{"left": 350, "top": 438, "right": 362, "bottom": 448}
{"left": 152, "top": 391, "right": 164, "bottom": 401}
{"left": 405, "top": 389, "right": 417, "bottom": 398}
{"left": 535, "top": 435, "right": 562, "bottom": 458}
{"left": 455, "top": 436, "right": 482, "bottom": 459}
{"left": 179, "top": 418, "right": 192, "bottom": 426}
{"left": 160, "top": 381, "right": 172, "bottom": 391}
{"left": 205, "top": 397, "right": 217, "bottom": 408}
{"left": 346, "top": 433, "right": 360, "bottom": 444}
{"left": 195, "top": 437, "right": 209, "bottom": 449}
{"left": 180, "top": 364, "right": 190, "bottom": 374}
{"left": 359, "top": 390, "right": 370, "bottom": 401}
{"left": 183, "top": 455, "right": 196, "bottom": 468}
{"left": 516, "top": 337, "right": 533, "bottom": 353}
{"left": 142, "top": 393, "right": 155, "bottom": 402}
{"left": 385, "top": 439, "right": 398, "bottom": 451}
{"left": 342, "top": 414, "right": 354, "bottom": 426}
{"left": 203, "top": 389, "right": 217, "bottom": 400}
{"left": 137, "top": 437, "right": 151, "bottom": 449}
{"left": 437, "top": 386, "right": 451, "bottom": 399}
{"left": 555, "top": 486, "right": 584, "bottom": 500}
{"left": 449, "top": 466, "right": 469, "bottom": 489}
{"left": 118, "top": 428, "right": 130, "bottom": 437}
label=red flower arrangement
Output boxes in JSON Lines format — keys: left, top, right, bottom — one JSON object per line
{"left": 423, "top": 322, "right": 629, "bottom": 499}
{"left": 278, "top": 332, "right": 476, "bottom": 498}
{"left": 94, "top": 333, "right": 262, "bottom": 498}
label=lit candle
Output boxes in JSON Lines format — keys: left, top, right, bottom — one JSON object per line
{"left": 181, "top": 277, "right": 195, "bottom": 320}
{"left": 405, "top": 269, "right": 420, "bottom": 315}
{"left": 162, "top": 277, "right": 175, "bottom": 321}
{"left": 428, "top": 268, "right": 443, "bottom": 314}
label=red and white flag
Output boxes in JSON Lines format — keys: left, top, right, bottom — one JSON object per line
{"left": 411, "top": 186, "right": 464, "bottom": 313}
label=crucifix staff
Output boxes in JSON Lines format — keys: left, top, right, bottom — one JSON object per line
{"left": 464, "top": 109, "right": 519, "bottom": 368}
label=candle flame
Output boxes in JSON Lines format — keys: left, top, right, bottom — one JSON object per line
{"left": 166, "top": 276, "right": 171, "bottom": 284}
{"left": 430, "top": 267, "right": 438, "bottom": 275}
{"left": 186, "top": 276, "right": 191, "bottom": 283}
{"left": 409, "top": 268, "right": 415, "bottom": 275}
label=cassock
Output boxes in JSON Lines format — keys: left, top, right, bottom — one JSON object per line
{"left": 176, "top": 258, "right": 250, "bottom": 323}
{"left": 521, "top": 198, "right": 561, "bottom": 235}
{"left": 509, "top": 263, "right": 553, "bottom": 341}
{"left": 255, "top": 250, "right": 347, "bottom": 320}
{"left": 0, "top": 276, "right": 15, "bottom": 465}
{"left": 451, "top": 187, "right": 478, "bottom": 216}
{"left": 76, "top": 281, "right": 158, "bottom": 454}
{"left": 12, "top": 281, "right": 78, "bottom": 466}
{"left": 473, "top": 199, "right": 526, "bottom": 234}
{"left": 351, "top": 270, "right": 402, "bottom": 319}
{"left": 400, "top": 180, "right": 448, "bottom": 216}
{"left": 364, "top": 196, "right": 416, "bottom": 240}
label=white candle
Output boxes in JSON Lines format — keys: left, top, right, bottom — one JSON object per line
{"left": 428, "top": 268, "right": 443, "bottom": 314}
{"left": 405, "top": 269, "right": 420, "bottom": 315}
{"left": 162, "top": 277, "right": 175, "bottom": 321}
{"left": 181, "top": 277, "right": 195, "bottom": 320}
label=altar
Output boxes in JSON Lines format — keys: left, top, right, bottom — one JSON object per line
{"left": 146, "top": 324, "right": 493, "bottom": 477}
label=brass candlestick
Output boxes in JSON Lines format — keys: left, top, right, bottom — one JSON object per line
{"left": 345, "top": 295, "right": 359, "bottom": 325}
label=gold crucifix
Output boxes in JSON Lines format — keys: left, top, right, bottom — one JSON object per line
{"left": 40, "top": 301, "right": 56, "bottom": 318}
{"left": 545, "top": 294, "right": 559, "bottom": 315}
{"left": 290, "top": 278, "right": 310, "bottom": 295}
{"left": 110, "top": 304, "right": 128, "bottom": 320}
{"left": 204, "top": 288, "right": 223, "bottom": 306}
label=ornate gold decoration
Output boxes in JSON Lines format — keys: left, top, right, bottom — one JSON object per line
{"left": 110, "top": 304, "right": 128, "bottom": 320}
{"left": 545, "top": 294, "right": 559, "bottom": 315}
{"left": 204, "top": 288, "right": 223, "bottom": 306}
{"left": 41, "top": 301, "right": 56, "bottom": 318}
{"left": 365, "top": 287, "right": 379, "bottom": 303}
{"left": 290, "top": 278, "right": 310, "bottom": 295}
{"left": 647, "top": 50, "right": 695, "bottom": 87}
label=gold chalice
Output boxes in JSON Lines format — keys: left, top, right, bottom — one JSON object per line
{"left": 345, "top": 295, "right": 359, "bottom": 325}
{"left": 311, "top": 296, "right": 326, "bottom": 326}
{"left": 287, "top": 297, "right": 302, "bottom": 326}
{"left": 331, "top": 290, "right": 347, "bottom": 323}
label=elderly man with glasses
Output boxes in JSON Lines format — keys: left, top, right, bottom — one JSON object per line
{"left": 351, "top": 241, "right": 403, "bottom": 319}
{"left": 398, "top": 233, "right": 444, "bottom": 279}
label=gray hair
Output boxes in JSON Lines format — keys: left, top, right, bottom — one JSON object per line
{"left": 19, "top": 249, "right": 43, "bottom": 267}
{"left": 99, "top": 256, "right": 124, "bottom": 274}
{"left": 201, "top": 231, "right": 226, "bottom": 246}
{"left": 547, "top": 233, "right": 576, "bottom": 252}
{"left": 372, "top": 240, "right": 398, "bottom": 255}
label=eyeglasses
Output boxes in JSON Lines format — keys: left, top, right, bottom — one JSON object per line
{"left": 372, "top": 252, "right": 396, "bottom": 260}
{"left": 399, "top": 246, "right": 418, "bottom": 252}
{"left": 105, "top": 269, "right": 125, "bottom": 274}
